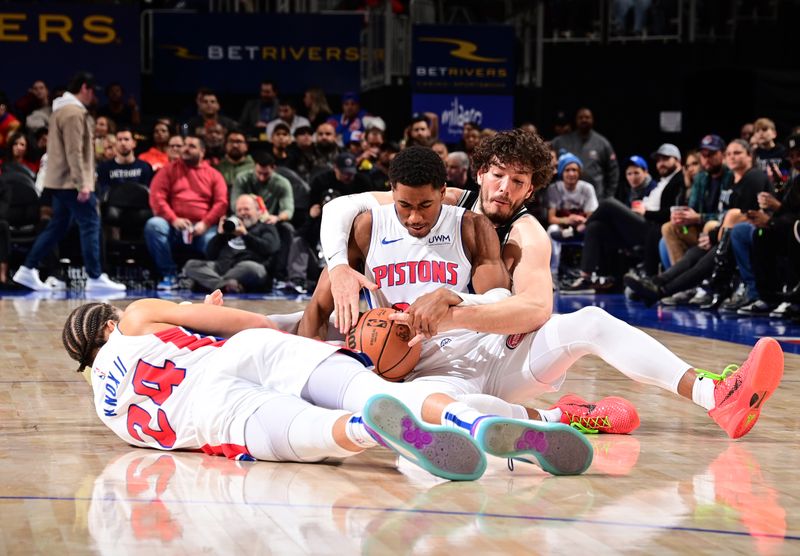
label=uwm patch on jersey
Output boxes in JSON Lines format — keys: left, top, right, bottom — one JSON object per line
{"left": 372, "top": 260, "right": 460, "bottom": 288}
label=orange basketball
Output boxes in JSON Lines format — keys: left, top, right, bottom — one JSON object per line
{"left": 346, "top": 308, "right": 422, "bottom": 381}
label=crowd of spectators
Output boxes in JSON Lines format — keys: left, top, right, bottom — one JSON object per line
{"left": 0, "top": 71, "right": 798, "bottom": 323}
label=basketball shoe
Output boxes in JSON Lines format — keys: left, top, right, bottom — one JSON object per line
{"left": 550, "top": 394, "right": 640, "bottom": 434}
{"left": 699, "top": 337, "right": 783, "bottom": 439}
{"left": 474, "top": 418, "right": 593, "bottom": 475}
{"left": 362, "top": 394, "right": 487, "bottom": 481}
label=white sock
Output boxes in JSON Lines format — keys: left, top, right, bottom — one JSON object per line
{"left": 692, "top": 375, "right": 716, "bottom": 411}
{"left": 441, "top": 402, "right": 494, "bottom": 436}
{"left": 345, "top": 413, "right": 378, "bottom": 448}
{"left": 535, "top": 407, "right": 563, "bottom": 423}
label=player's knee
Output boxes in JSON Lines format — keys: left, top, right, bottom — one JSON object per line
{"left": 569, "top": 306, "right": 616, "bottom": 340}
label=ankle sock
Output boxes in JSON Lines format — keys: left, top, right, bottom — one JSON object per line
{"left": 345, "top": 413, "right": 378, "bottom": 448}
{"left": 692, "top": 374, "right": 716, "bottom": 411}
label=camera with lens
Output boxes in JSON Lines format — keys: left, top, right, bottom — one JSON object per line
{"left": 223, "top": 216, "right": 241, "bottom": 233}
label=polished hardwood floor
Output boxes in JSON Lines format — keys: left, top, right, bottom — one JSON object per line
{"left": 1, "top": 295, "right": 798, "bottom": 555}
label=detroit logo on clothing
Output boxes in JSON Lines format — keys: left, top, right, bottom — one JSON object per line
{"left": 371, "top": 260, "right": 460, "bottom": 288}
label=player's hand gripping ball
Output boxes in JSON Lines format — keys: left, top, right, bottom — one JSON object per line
{"left": 345, "top": 308, "right": 422, "bottom": 381}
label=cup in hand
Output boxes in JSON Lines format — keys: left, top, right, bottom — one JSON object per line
{"left": 670, "top": 205, "right": 689, "bottom": 213}
{"left": 631, "top": 200, "right": 643, "bottom": 210}
{"left": 182, "top": 228, "right": 193, "bottom": 245}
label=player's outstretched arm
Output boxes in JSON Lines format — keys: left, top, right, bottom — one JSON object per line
{"left": 119, "top": 298, "right": 276, "bottom": 338}
{"left": 446, "top": 217, "right": 554, "bottom": 334}
{"left": 393, "top": 213, "right": 511, "bottom": 339}
{"left": 320, "top": 192, "right": 391, "bottom": 333}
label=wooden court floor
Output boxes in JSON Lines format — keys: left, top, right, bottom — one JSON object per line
{"left": 1, "top": 296, "right": 798, "bottom": 555}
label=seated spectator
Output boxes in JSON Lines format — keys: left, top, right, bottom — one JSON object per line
{"left": 96, "top": 128, "right": 154, "bottom": 199}
{"left": 313, "top": 122, "right": 341, "bottom": 171}
{"left": 626, "top": 140, "right": 772, "bottom": 309}
{"left": 144, "top": 135, "right": 228, "bottom": 290}
{"left": 327, "top": 92, "right": 368, "bottom": 145}
{"left": 0, "top": 92, "right": 21, "bottom": 150}
{"left": 269, "top": 123, "right": 297, "bottom": 168}
{"left": 742, "top": 162, "right": 800, "bottom": 316}
{"left": 432, "top": 140, "right": 449, "bottom": 162}
{"left": 184, "top": 194, "right": 280, "bottom": 293}
{"left": 286, "top": 152, "right": 371, "bottom": 292}
{"left": 462, "top": 124, "right": 482, "bottom": 157}
{"left": 203, "top": 121, "right": 227, "bottom": 166}
{"left": 214, "top": 130, "right": 254, "bottom": 191}
{"left": 546, "top": 153, "right": 598, "bottom": 276}
{"left": 97, "top": 82, "right": 140, "bottom": 127}
{"left": 138, "top": 120, "right": 173, "bottom": 172}
{"left": 239, "top": 79, "right": 280, "bottom": 138}
{"left": 14, "top": 80, "right": 49, "bottom": 120}
{"left": 354, "top": 127, "right": 385, "bottom": 171}
{"left": 661, "top": 135, "right": 731, "bottom": 266}
{"left": 287, "top": 125, "right": 316, "bottom": 181}
{"left": 94, "top": 116, "right": 116, "bottom": 160}
{"left": 266, "top": 99, "right": 311, "bottom": 138}
{"left": 18, "top": 80, "right": 51, "bottom": 132}
{"left": 185, "top": 90, "right": 236, "bottom": 138}
{"left": 445, "top": 151, "right": 479, "bottom": 192}
{"left": 302, "top": 87, "right": 332, "bottom": 129}
{"left": 404, "top": 115, "right": 436, "bottom": 148}
{"left": 165, "top": 135, "right": 184, "bottom": 165}
{"left": 2, "top": 131, "right": 39, "bottom": 178}
{"left": 367, "top": 141, "right": 400, "bottom": 192}
{"left": 751, "top": 117, "right": 788, "bottom": 187}
{"left": 562, "top": 153, "right": 679, "bottom": 292}
{"left": 740, "top": 121, "right": 755, "bottom": 143}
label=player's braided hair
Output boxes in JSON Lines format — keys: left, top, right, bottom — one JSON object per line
{"left": 471, "top": 128, "right": 552, "bottom": 193}
{"left": 388, "top": 146, "right": 446, "bottom": 188}
{"left": 62, "top": 303, "right": 118, "bottom": 372}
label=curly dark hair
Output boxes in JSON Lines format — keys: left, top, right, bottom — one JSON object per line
{"left": 62, "top": 302, "right": 119, "bottom": 372}
{"left": 471, "top": 128, "right": 552, "bottom": 192}
{"left": 388, "top": 146, "right": 446, "bottom": 189}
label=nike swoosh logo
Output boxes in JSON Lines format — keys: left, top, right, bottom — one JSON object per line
{"left": 381, "top": 237, "right": 403, "bottom": 245}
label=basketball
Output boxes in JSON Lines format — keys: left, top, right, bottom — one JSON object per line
{"left": 346, "top": 308, "right": 422, "bottom": 381}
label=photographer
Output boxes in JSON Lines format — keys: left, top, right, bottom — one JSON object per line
{"left": 183, "top": 194, "right": 280, "bottom": 293}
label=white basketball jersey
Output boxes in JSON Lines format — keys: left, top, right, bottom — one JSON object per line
{"left": 365, "top": 203, "right": 472, "bottom": 308}
{"left": 91, "top": 326, "right": 340, "bottom": 459}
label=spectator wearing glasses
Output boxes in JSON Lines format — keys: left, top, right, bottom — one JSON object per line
{"left": 214, "top": 130, "right": 255, "bottom": 191}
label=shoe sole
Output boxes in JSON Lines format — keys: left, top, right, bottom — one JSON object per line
{"left": 709, "top": 337, "right": 784, "bottom": 439}
{"left": 362, "top": 394, "right": 487, "bottom": 481}
{"left": 475, "top": 418, "right": 593, "bottom": 475}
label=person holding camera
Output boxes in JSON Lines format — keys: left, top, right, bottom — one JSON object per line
{"left": 183, "top": 194, "right": 280, "bottom": 293}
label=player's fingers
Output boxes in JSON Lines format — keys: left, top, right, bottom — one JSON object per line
{"left": 348, "top": 301, "right": 360, "bottom": 333}
{"left": 408, "top": 333, "right": 424, "bottom": 347}
{"left": 388, "top": 312, "right": 411, "bottom": 323}
{"left": 332, "top": 303, "right": 340, "bottom": 330}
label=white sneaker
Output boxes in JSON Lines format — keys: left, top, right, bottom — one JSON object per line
{"left": 12, "top": 266, "right": 50, "bottom": 291}
{"left": 85, "top": 273, "right": 126, "bottom": 292}
{"left": 44, "top": 276, "right": 67, "bottom": 291}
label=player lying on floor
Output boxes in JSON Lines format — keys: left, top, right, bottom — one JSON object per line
{"left": 284, "top": 137, "right": 785, "bottom": 440}
{"left": 62, "top": 298, "right": 595, "bottom": 478}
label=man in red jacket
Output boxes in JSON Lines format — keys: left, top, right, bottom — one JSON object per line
{"left": 145, "top": 135, "right": 229, "bottom": 290}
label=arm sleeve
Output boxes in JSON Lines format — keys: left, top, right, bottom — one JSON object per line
{"left": 320, "top": 192, "right": 380, "bottom": 268}
{"left": 453, "top": 287, "right": 512, "bottom": 306}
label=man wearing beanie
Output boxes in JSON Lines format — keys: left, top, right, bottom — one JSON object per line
{"left": 546, "top": 153, "right": 598, "bottom": 278}
{"left": 562, "top": 152, "right": 678, "bottom": 293}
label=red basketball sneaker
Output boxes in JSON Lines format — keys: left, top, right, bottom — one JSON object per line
{"left": 550, "top": 394, "right": 640, "bottom": 434}
{"left": 703, "top": 337, "right": 784, "bottom": 439}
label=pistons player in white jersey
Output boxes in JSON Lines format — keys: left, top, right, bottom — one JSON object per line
{"left": 309, "top": 130, "right": 783, "bottom": 440}
{"left": 62, "top": 296, "right": 595, "bottom": 477}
